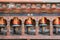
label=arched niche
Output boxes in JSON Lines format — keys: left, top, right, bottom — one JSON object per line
{"left": 53, "top": 17, "right": 60, "bottom": 25}
{"left": 24, "top": 17, "right": 36, "bottom": 35}
{"left": 10, "top": 17, "right": 22, "bottom": 34}
{"left": 24, "top": 17, "right": 36, "bottom": 26}
{"left": 0, "top": 17, "right": 7, "bottom": 35}
{"left": 38, "top": 17, "right": 50, "bottom": 34}
{"left": 10, "top": 17, "right": 22, "bottom": 26}
{"left": 53, "top": 17, "right": 60, "bottom": 34}
{"left": 0, "top": 17, "right": 7, "bottom": 27}
{"left": 38, "top": 17, "right": 50, "bottom": 27}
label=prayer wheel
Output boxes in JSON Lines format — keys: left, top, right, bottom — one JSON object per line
{"left": 10, "top": 17, "right": 22, "bottom": 34}
{"left": 24, "top": 17, "right": 36, "bottom": 35}
{"left": 53, "top": 17, "right": 60, "bottom": 34}
{"left": 0, "top": 17, "right": 7, "bottom": 35}
{"left": 39, "top": 17, "right": 50, "bottom": 34}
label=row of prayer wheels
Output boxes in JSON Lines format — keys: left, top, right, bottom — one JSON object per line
{"left": 0, "top": 3, "right": 57, "bottom": 9}
{"left": 0, "top": 17, "right": 60, "bottom": 35}
{"left": 0, "top": 3, "right": 60, "bottom": 13}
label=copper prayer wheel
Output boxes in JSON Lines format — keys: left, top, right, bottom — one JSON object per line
{"left": 10, "top": 17, "right": 22, "bottom": 34}
{"left": 12, "top": 17, "right": 21, "bottom": 25}
{"left": 11, "top": 17, "right": 21, "bottom": 24}
{"left": 39, "top": 17, "right": 48, "bottom": 24}
{"left": 0, "top": 17, "right": 7, "bottom": 34}
{"left": 53, "top": 17, "right": 60, "bottom": 25}
{"left": 39, "top": 17, "right": 50, "bottom": 34}
{"left": 25, "top": 17, "right": 35, "bottom": 25}
{"left": 53, "top": 17, "right": 60, "bottom": 34}
{"left": 24, "top": 17, "right": 36, "bottom": 35}
{"left": 0, "top": 17, "right": 7, "bottom": 25}
{"left": 25, "top": 17, "right": 32, "bottom": 25}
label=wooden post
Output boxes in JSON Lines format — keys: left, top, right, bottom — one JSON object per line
{"left": 35, "top": 19, "right": 39, "bottom": 35}
{"left": 50, "top": 19, "right": 53, "bottom": 36}
{"left": 7, "top": 20, "right": 10, "bottom": 36}
{"left": 22, "top": 20, "right": 25, "bottom": 35}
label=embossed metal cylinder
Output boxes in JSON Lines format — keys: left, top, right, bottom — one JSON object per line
{"left": 53, "top": 17, "right": 60, "bottom": 34}
{"left": 10, "top": 17, "right": 22, "bottom": 35}
{"left": 39, "top": 17, "right": 50, "bottom": 34}
{"left": 24, "top": 17, "right": 36, "bottom": 35}
{"left": 0, "top": 17, "right": 7, "bottom": 35}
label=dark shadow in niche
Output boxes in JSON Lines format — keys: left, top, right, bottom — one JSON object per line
{"left": 38, "top": 17, "right": 50, "bottom": 35}
{"left": 53, "top": 17, "right": 60, "bottom": 35}
{"left": 24, "top": 17, "right": 36, "bottom": 35}
{"left": 10, "top": 17, "right": 22, "bottom": 35}
{"left": 0, "top": 17, "right": 7, "bottom": 35}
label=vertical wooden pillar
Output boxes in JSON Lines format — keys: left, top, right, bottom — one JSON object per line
{"left": 22, "top": 20, "right": 25, "bottom": 35}
{"left": 36, "top": 19, "right": 39, "bottom": 35}
{"left": 7, "top": 17, "right": 10, "bottom": 36}
{"left": 50, "top": 19, "right": 53, "bottom": 36}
